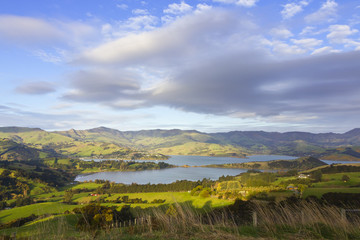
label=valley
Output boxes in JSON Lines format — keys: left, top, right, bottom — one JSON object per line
{"left": 0, "top": 127, "right": 360, "bottom": 239}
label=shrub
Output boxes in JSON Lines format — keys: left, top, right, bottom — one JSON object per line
{"left": 199, "top": 189, "right": 210, "bottom": 198}
{"left": 74, "top": 203, "right": 133, "bottom": 231}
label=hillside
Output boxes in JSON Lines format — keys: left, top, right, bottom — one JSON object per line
{"left": 56, "top": 127, "right": 360, "bottom": 159}
{"left": 0, "top": 127, "right": 167, "bottom": 160}
{"left": 0, "top": 139, "right": 43, "bottom": 161}
{"left": 3, "top": 126, "right": 360, "bottom": 159}
{"left": 205, "top": 156, "right": 327, "bottom": 171}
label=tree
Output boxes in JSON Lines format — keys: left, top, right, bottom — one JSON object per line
{"left": 63, "top": 190, "right": 74, "bottom": 203}
{"left": 297, "top": 184, "right": 307, "bottom": 197}
{"left": 342, "top": 174, "right": 350, "bottom": 182}
{"left": 311, "top": 170, "right": 322, "bottom": 182}
{"left": 199, "top": 189, "right": 210, "bottom": 198}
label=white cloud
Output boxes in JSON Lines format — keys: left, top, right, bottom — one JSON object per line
{"left": 281, "top": 1, "right": 309, "bottom": 19}
{"left": 116, "top": 4, "right": 128, "bottom": 10}
{"left": 305, "top": 0, "right": 338, "bottom": 24}
{"left": 78, "top": 9, "right": 251, "bottom": 65}
{"left": 161, "top": 15, "right": 175, "bottom": 25}
{"left": 327, "top": 24, "right": 358, "bottom": 44}
{"left": 164, "top": 1, "right": 193, "bottom": 15}
{"left": 195, "top": 3, "right": 213, "bottom": 13}
{"left": 271, "top": 41, "right": 306, "bottom": 55}
{"left": 270, "top": 27, "right": 293, "bottom": 39}
{"left": 291, "top": 38, "right": 323, "bottom": 49}
{"left": 213, "top": 0, "right": 259, "bottom": 7}
{"left": 311, "top": 46, "right": 339, "bottom": 55}
{"left": 300, "top": 26, "right": 316, "bottom": 35}
{"left": 0, "top": 14, "right": 96, "bottom": 50}
{"left": 132, "top": 9, "right": 149, "bottom": 15}
{"left": 31, "top": 48, "right": 67, "bottom": 63}
{"left": 125, "top": 15, "right": 158, "bottom": 31}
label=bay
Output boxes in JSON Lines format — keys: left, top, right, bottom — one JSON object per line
{"left": 75, "top": 154, "right": 296, "bottom": 184}
{"left": 75, "top": 155, "right": 357, "bottom": 184}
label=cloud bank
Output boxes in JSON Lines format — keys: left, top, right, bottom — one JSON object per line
{"left": 64, "top": 7, "right": 360, "bottom": 129}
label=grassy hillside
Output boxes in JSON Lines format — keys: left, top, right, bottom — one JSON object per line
{"left": 0, "top": 127, "right": 166, "bottom": 160}
{"left": 0, "top": 138, "right": 42, "bottom": 161}
{"left": 206, "top": 156, "right": 327, "bottom": 170}
{"left": 56, "top": 127, "right": 360, "bottom": 159}
{"left": 4, "top": 126, "right": 360, "bottom": 159}
{"left": 156, "top": 142, "right": 247, "bottom": 157}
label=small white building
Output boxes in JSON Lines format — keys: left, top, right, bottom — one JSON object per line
{"left": 298, "top": 174, "right": 310, "bottom": 179}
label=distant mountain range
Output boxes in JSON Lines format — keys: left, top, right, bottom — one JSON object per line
{"left": 1, "top": 126, "right": 360, "bottom": 160}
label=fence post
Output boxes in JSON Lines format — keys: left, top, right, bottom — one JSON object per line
{"left": 341, "top": 208, "right": 347, "bottom": 222}
{"left": 301, "top": 210, "right": 305, "bottom": 225}
{"left": 252, "top": 211, "right": 258, "bottom": 227}
{"left": 148, "top": 215, "right": 152, "bottom": 232}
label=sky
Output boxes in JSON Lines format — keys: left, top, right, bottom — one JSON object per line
{"left": 1, "top": 0, "right": 360, "bottom": 133}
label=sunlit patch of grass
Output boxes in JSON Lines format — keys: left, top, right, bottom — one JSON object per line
{"left": 0, "top": 203, "right": 79, "bottom": 224}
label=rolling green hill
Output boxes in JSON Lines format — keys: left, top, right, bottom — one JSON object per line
{"left": 0, "top": 139, "right": 42, "bottom": 161}
{"left": 0, "top": 127, "right": 166, "bottom": 159}
{"left": 205, "top": 156, "right": 327, "bottom": 170}
{"left": 56, "top": 127, "right": 360, "bottom": 159}
{"left": 2, "top": 126, "right": 360, "bottom": 159}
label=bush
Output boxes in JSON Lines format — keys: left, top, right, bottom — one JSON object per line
{"left": 199, "top": 189, "right": 210, "bottom": 198}
{"left": 74, "top": 203, "right": 133, "bottom": 231}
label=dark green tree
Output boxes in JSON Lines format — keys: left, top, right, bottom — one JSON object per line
{"left": 63, "top": 190, "right": 74, "bottom": 204}
{"left": 342, "top": 174, "right": 350, "bottom": 182}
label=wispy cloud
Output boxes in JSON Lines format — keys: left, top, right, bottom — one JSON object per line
{"left": 0, "top": 15, "right": 62, "bottom": 45}
{"left": 15, "top": 81, "right": 56, "bottom": 95}
{"left": 213, "top": 0, "right": 259, "bottom": 7}
{"left": 305, "top": 0, "right": 338, "bottom": 24}
{"left": 164, "top": 1, "right": 193, "bottom": 15}
{"left": 281, "top": 1, "right": 309, "bottom": 19}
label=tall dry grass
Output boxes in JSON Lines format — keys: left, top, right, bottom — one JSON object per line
{"left": 253, "top": 200, "right": 360, "bottom": 239}
{"left": 134, "top": 200, "right": 360, "bottom": 239}
{"left": 2, "top": 200, "right": 359, "bottom": 239}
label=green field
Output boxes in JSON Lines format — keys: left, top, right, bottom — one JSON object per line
{"left": 0, "top": 185, "right": 233, "bottom": 225}
{"left": 0, "top": 203, "right": 79, "bottom": 224}
{"left": 303, "top": 187, "right": 360, "bottom": 198}
{"left": 312, "top": 172, "right": 360, "bottom": 188}
{"left": 75, "top": 191, "right": 233, "bottom": 209}
{"left": 0, "top": 214, "right": 81, "bottom": 239}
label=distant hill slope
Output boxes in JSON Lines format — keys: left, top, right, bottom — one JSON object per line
{"left": 0, "top": 127, "right": 165, "bottom": 159}
{"left": 56, "top": 127, "right": 360, "bottom": 159}
{"left": 205, "top": 156, "right": 327, "bottom": 171}
{"left": 0, "top": 138, "right": 41, "bottom": 161}
{"left": 2, "top": 126, "right": 360, "bottom": 159}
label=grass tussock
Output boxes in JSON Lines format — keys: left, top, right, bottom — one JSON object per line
{"left": 253, "top": 200, "right": 360, "bottom": 239}
{"left": 1, "top": 199, "right": 359, "bottom": 239}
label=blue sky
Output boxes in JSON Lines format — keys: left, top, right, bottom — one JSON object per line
{"left": 1, "top": 0, "right": 360, "bottom": 133}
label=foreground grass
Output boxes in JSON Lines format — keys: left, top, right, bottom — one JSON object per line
{"left": 1, "top": 200, "right": 359, "bottom": 240}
